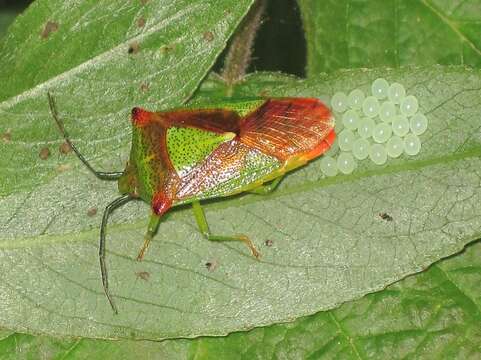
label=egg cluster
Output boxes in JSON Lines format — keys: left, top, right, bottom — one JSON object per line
{"left": 321, "top": 78, "right": 428, "bottom": 176}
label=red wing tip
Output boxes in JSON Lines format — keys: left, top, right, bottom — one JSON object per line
{"left": 131, "top": 107, "right": 152, "bottom": 126}
{"left": 301, "top": 128, "right": 337, "bottom": 161}
{"left": 322, "top": 128, "right": 336, "bottom": 149}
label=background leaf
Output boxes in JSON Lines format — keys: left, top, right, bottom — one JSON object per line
{"left": 2, "top": 239, "right": 481, "bottom": 359}
{"left": 299, "top": 0, "right": 481, "bottom": 75}
{"left": 2, "top": 0, "right": 481, "bottom": 357}
{"left": 1, "top": 65, "right": 481, "bottom": 340}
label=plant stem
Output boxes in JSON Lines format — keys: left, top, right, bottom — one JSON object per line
{"left": 222, "top": 0, "right": 266, "bottom": 95}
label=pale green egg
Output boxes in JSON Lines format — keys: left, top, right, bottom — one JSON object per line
{"left": 386, "top": 136, "right": 404, "bottom": 158}
{"left": 404, "top": 134, "right": 421, "bottom": 156}
{"left": 371, "top": 78, "right": 389, "bottom": 99}
{"left": 338, "top": 129, "right": 356, "bottom": 151}
{"left": 400, "top": 95, "right": 418, "bottom": 116}
{"left": 331, "top": 92, "right": 348, "bottom": 113}
{"left": 342, "top": 109, "right": 360, "bottom": 130}
{"left": 362, "top": 96, "right": 380, "bottom": 118}
{"left": 379, "top": 101, "right": 396, "bottom": 122}
{"left": 369, "top": 144, "right": 388, "bottom": 165}
{"left": 337, "top": 152, "right": 357, "bottom": 174}
{"left": 357, "top": 117, "right": 376, "bottom": 139}
{"left": 352, "top": 138, "right": 370, "bottom": 160}
{"left": 372, "top": 123, "right": 392, "bottom": 143}
{"left": 320, "top": 155, "right": 338, "bottom": 176}
{"left": 388, "top": 82, "right": 406, "bottom": 104}
{"left": 348, "top": 89, "right": 365, "bottom": 109}
{"left": 410, "top": 113, "right": 428, "bottom": 135}
{"left": 392, "top": 115, "right": 410, "bottom": 137}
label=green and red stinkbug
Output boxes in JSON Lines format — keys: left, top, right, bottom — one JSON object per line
{"left": 47, "top": 93, "right": 336, "bottom": 314}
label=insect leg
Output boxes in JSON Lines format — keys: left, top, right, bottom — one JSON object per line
{"left": 136, "top": 213, "right": 161, "bottom": 261}
{"left": 192, "top": 200, "right": 260, "bottom": 259}
{"left": 99, "top": 194, "right": 133, "bottom": 314}
{"left": 136, "top": 192, "right": 172, "bottom": 261}
{"left": 47, "top": 92, "right": 123, "bottom": 180}
{"left": 248, "top": 175, "right": 285, "bottom": 195}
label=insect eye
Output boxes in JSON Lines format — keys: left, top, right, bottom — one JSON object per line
{"left": 131, "top": 107, "right": 151, "bottom": 126}
{"left": 131, "top": 107, "right": 141, "bottom": 118}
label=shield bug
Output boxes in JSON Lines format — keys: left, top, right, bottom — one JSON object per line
{"left": 48, "top": 94, "right": 335, "bottom": 313}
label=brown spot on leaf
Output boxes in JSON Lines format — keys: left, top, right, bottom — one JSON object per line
{"left": 140, "top": 83, "right": 149, "bottom": 92}
{"left": 136, "top": 271, "right": 150, "bottom": 281}
{"left": 56, "top": 164, "right": 71, "bottom": 172}
{"left": 265, "top": 239, "right": 273, "bottom": 247}
{"left": 1, "top": 129, "right": 11, "bottom": 143}
{"left": 128, "top": 42, "right": 140, "bottom": 54}
{"left": 203, "top": 31, "right": 214, "bottom": 42}
{"left": 137, "top": 17, "right": 146, "bottom": 28}
{"left": 87, "top": 207, "right": 98, "bottom": 217}
{"left": 59, "top": 141, "right": 72, "bottom": 154}
{"left": 39, "top": 147, "right": 51, "bottom": 160}
{"left": 41, "top": 21, "right": 59, "bottom": 39}
{"left": 160, "top": 44, "right": 175, "bottom": 54}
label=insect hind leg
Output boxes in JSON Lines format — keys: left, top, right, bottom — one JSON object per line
{"left": 192, "top": 200, "right": 260, "bottom": 259}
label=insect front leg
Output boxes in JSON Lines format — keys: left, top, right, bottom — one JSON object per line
{"left": 136, "top": 191, "right": 172, "bottom": 261}
{"left": 192, "top": 200, "right": 260, "bottom": 259}
{"left": 136, "top": 213, "right": 161, "bottom": 261}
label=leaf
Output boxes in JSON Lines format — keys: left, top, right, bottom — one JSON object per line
{"left": 3, "top": 239, "right": 481, "bottom": 359}
{"left": 0, "top": 0, "right": 254, "bottom": 196}
{"left": 1, "top": 65, "right": 481, "bottom": 340}
{"left": 298, "top": 0, "right": 481, "bottom": 75}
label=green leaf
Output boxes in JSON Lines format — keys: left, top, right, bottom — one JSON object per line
{"left": 0, "top": 0, "right": 254, "bottom": 195}
{"left": 299, "top": 0, "right": 481, "bottom": 75}
{"left": 3, "top": 239, "right": 481, "bottom": 359}
{"left": 1, "top": 65, "right": 480, "bottom": 340}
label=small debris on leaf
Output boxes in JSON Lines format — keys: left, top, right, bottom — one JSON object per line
{"left": 379, "top": 212, "right": 393, "bottom": 221}
{"left": 265, "top": 239, "right": 273, "bottom": 247}
{"left": 128, "top": 42, "right": 140, "bottom": 54}
{"left": 205, "top": 260, "right": 219, "bottom": 272}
